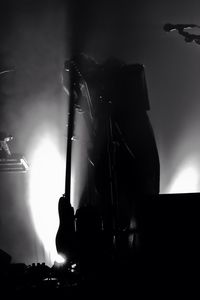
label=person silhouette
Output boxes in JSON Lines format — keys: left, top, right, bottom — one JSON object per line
{"left": 61, "top": 53, "right": 160, "bottom": 257}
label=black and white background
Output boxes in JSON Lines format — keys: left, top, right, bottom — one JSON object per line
{"left": 0, "top": 0, "right": 200, "bottom": 274}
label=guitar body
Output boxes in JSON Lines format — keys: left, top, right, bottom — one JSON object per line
{"left": 55, "top": 62, "right": 76, "bottom": 261}
{"left": 56, "top": 58, "right": 94, "bottom": 261}
{"left": 56, "top": 195, "right": 76, "bottom": 259}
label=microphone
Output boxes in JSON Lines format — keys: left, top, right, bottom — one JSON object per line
{"left": 163, "top": 23, "right": 198, "bottom": 32}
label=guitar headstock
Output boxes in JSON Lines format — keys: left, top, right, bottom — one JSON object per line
{"left": 64, "top": 57, "right": 95, "bottom": 122}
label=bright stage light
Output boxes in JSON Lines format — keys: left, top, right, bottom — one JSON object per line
{"left": 29, "top": 134, "right": 65, "bottom": 266}
{"left": 167, "top": 160, "right": 199, "bottom": 193}
{"left": 54, "top": 253, "right": 66, "bottom": 264}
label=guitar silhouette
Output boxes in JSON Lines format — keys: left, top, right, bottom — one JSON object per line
{"left": 55, "top": 58, "right": 95, "bottom": 262}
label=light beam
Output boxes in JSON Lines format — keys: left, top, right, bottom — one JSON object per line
{"left": 28, "top": 134, "right": 65, "bottom": 266}
{"left": 167, "top": 159, "right": 199, "bottom": 194}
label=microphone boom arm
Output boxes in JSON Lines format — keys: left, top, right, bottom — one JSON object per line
{"left": 164, "top": 23, "right": 200, "bottom": 45}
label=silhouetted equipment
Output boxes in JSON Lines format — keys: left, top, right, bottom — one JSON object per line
{"left": 56, "top": 195, "right": 75, "bottom": 260}
{"left": 56, "top": 61, "right": 78, "bottom": 261}
{"left": 0, "top": 132, "right": 29, "bottom": 172}
{"left": 0, "top": 193, "right": 199, "bottom": 295}
{"left": 0, "top": 248, "right": 12, "bottom": 267}
{"left": 93, "top": 59, "right": 160, "bottom": 233}
{"left": 56, "top": 193, "right": 200, "bottom": 293}
{"left": 163, "top": 23, "right": 199, "bottom": 32}
{"left": 0, "top": 249, "right": 12, "bottom": 284}
{"left": 75, "top": 206, "right": 103, "bottom": 233}
{"left": 75, "top": 206, "right": 105, "bottom": 271}
{"left": 164, "top": 23, "right": 200, "bottom": 45}
{"left": 56, "top": 54, "right": 160, "bottom": 269}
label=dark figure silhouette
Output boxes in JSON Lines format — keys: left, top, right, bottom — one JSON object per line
{"left": 64, "top": 55, "right": 159, "bottom": 207}
{"left": 59, "top": 53, "right": 160, "bottom": 266}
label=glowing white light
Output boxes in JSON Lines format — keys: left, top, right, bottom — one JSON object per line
{"left": 167, "top": 163, "right": 199, "bottom": 193}
{"left": 54, "top": 253, "right": 66, "bottom": 264}
{"left": 29, "top": 135, "right": 65, "bottom": 266}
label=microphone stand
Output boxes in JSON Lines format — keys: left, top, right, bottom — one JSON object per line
{"left": 102, "top": 98, "right": 120, "bottom": 258}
